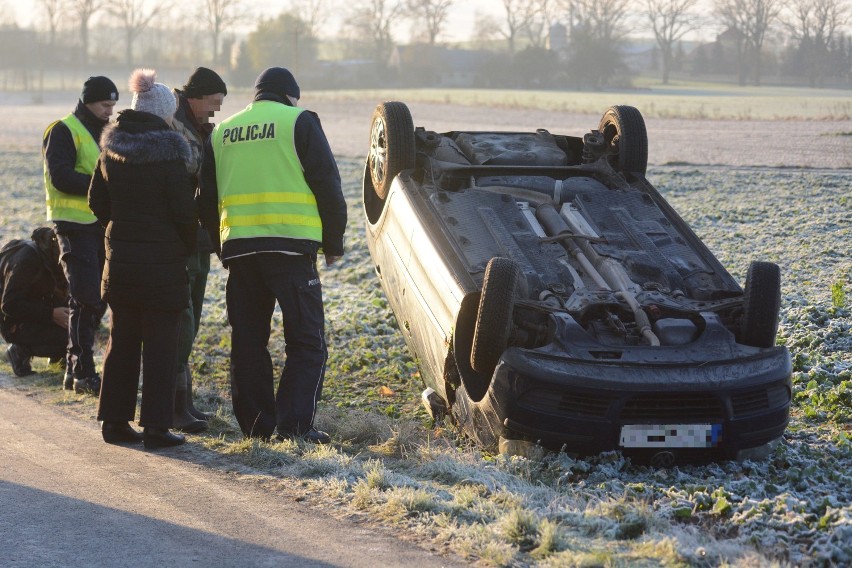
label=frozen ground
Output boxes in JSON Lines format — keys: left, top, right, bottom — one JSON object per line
{"left": 0, "top": 91, "right": 849, "bottom": 566}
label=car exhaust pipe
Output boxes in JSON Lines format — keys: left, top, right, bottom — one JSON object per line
{"left": 536, "top": 203, "right": 660, "bottom": 346}
{"left": 535, "top": 203, "right": 611, "bottom": 290}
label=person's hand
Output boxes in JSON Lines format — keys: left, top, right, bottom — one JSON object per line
{"left": 52, "top": 307, "right": 70, "bottom": 330}
{"left": 325, "top": 255, "right": 342, "bottom": 267}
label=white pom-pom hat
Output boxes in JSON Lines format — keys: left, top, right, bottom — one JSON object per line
{"left": 128, "top": 68, "right": 176, "bottom": 121}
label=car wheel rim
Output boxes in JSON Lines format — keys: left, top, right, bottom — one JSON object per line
{"left": 370, "top": 116, "right": 388, "bottom": 184}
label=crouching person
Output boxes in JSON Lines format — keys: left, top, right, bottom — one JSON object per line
{"left": 88, "top": 69, "right": 197, "bottom": 449}
{"left": 1, "top": 227, "right": 69, "bottom": 377}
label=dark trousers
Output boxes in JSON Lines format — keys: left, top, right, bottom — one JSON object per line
{"left": 176, "top": 250, "right": 211, "bottom": 375}
{"left": 1, "top": 320, "right": 66, "bottom": 360}
{"left": 226, "top": 253, "right": 327, "bottom": 439}
{"left": 97, "top": 304, "right": 181, "bottom": 428}
{"left": 55, "top": 229, "right": 106, "bottom": 378}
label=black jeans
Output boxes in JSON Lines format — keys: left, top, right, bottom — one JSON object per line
{"left": 226, "top": 253, "right": 327, "bottom": 439}
{"left": 97, "top": 304, "right": 181, "bottom": 428}
{"left": 1, "top": 320, "right": 66, "bottom": 360}
{"left": 55, "top": 229, "right": 107, "bottom": 378}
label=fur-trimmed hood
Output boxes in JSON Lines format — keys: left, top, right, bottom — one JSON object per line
{"left": 100, "top": 110, "right": 190, "bottom": 165}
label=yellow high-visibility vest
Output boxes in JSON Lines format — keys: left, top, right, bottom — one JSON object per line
{"left": 43, "top": 114, "right": 99, "bottom": 224}
{"left": 211, "top": 101, "right": 321, "bottom": 245}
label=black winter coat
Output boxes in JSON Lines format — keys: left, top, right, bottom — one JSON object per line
{"left": 88, "top": 110, "right": 197, "bottom": 311}
{"left": 0, "top": 239, "right": 67, "bottom": 335}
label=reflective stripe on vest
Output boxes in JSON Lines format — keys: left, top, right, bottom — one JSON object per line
{"left": 43, "top": 114, "right": 99, "bottom": 224}
{"left": 211, "top": 101, "right": 321, "bottom": 244}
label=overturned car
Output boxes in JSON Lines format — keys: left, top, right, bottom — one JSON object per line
{"left": 363, "top": 101, "right": 791, "bottom": 465}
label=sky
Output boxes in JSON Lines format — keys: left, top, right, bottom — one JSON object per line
{"left": 11, "top": 0, "right": 720, "bottom": 44}
{"left": 11, "top": 0, "right": 501, "bottom": 42}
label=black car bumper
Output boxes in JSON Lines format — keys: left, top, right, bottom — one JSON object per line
{"left": 453, "top": 343, "right": 792, "bottom": 463}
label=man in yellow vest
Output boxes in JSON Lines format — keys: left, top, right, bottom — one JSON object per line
{"left": 43, "top": 76, "right": 118, "bottom": 395}
{"left": 198, "top": 67, "right": 347, "bottom": 443}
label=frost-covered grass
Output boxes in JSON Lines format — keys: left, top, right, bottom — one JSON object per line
{"left": 1, "top": 149, "right": 850, "bottom": 566}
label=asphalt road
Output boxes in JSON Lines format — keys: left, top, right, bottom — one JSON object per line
{"left": 0, "top": 377, "right": 462, "bottom": 567}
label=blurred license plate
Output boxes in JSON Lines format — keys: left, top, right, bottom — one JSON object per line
{"left": 620, "top": 424, "right": 722, "bottom": 448}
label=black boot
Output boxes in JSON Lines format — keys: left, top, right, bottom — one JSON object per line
{"left": 185, "top": 367, "right": 212, "bottom": 421}
{"left": 102, "top": 421, "right": 143, "bottom": 444}
{"left": 143, "top": 428, "right": 186, "bottom": 449}
{"left": 173, "top": 388, "right": 207, "bottom": 433}
{"left": 5, "top": 344, "right": 34, "bottom": 377}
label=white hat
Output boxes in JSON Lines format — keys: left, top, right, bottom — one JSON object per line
{"left": 128, "top": 68, "right": 176, "bottom": 121}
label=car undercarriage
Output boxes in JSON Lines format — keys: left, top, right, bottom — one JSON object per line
{"left": 363, "top": 102, "right": 791, "bottom": 465}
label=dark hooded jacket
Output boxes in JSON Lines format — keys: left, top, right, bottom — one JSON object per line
{"left": 88, "top": 109, "right": 197, "bottom": 311}
{"left": 0, "top": 238, "right": 67, "bottom": 337}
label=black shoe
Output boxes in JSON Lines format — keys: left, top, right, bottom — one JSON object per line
{"left": 63, "top": 368, "right": 74, "bottom": 390}
{"left": 102, "top": 422, "right": 143, "bottom": 444}
{"left": 73, "top": 374, "right": 101, "bottom": 395}
{"left": 143, "top": 428, "right": 186, "bottom": 449}
{"left": 5, "top": 344, "right": 34, "bottom": 377}
{"left": 303, "top": 428, "right": 331, "bottom": 444}
{"left": 189, "top": 406, "right": 212, "bottom": 421}
{"left": 173, "top": 417, "right": 208, "bottom": 434}
{"left": 275, "top": 428, "right": 331, "bottom": 445}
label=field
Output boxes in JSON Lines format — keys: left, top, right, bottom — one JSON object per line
{"left": 1, "top": 90, "right": 850, "bottom": 566}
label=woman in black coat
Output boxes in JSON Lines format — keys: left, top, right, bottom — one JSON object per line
{"left": 88, "top": 69, "right": 197, "bottom": 449}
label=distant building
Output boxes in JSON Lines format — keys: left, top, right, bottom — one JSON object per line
{"left": 547, "top": 23, "right": 568, "bottom": 52}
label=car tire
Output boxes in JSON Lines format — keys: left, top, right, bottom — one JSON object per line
{"left": 738, "top": 261, "right": 781, "bottom": 348}
{"left": 471, "top": 257, "right": 520, "bottom": 376}
{"left": 599, "top": 105, "right": 648, "bottom": 175}
{"left": 369, "top": 101, "right": 415, "bottom": 200}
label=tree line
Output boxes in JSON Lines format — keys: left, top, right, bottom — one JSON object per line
{"left": 2, "top": 0, "right": 850, "bottom": 90}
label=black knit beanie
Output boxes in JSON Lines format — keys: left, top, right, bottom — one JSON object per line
{"left": 254, "top": 67, "right": 300, "bottom": 100}
{"left": 81, "top": 76, "right": 119, "bottom": 104}
{"left": 182, "top": 67, "right": 228, "bottom": 98}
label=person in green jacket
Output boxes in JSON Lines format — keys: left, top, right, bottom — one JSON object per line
{"left": 42, "top": 76, "right": 118, "bottom": 395}
{"left": 198, "top": 67, "right": 347, "bottom": 443}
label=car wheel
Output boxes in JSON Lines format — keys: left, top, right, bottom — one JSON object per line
{"left": 369, "top": 101, "right": 415, "bottom": 200}
{"left": 599, "top": 105, "right": 648, "bottom": 175}
{"left": 738, "top": 261, "right": 781, "bottom": 348}
{"left": 471, "top": 257, "right": 520, "bottom": 376}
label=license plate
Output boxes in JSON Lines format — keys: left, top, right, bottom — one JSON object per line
{"left": 620, "top": 424, "right": 722, "bottom": 448}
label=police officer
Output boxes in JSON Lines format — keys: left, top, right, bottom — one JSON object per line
{"left": 42, "top": 76, "right": 118, "bottom": 394}
{"left": 198, "top": 67, "right": 347, "bottom": 442}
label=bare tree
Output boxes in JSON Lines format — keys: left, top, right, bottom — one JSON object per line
{"left": 564, "top": 0, "right": 633, "bottom": 43}
{"left": 346, "top": 0, "right": 402, "bottom": 68}
{"left": 646, "top": 0, "right": 700, "bottom": 84}
{"left": 523, "top": 0, "right": 557, "bottom": 48}
{"left": 108, "top": 0, "right": 170, "bottom": 65}
{"left": 68, "top": 0, "right": 106, "bottom": 65}
{"left": 201, "top": 0, "right": 252, "bottom": 66}
{"left": 406, "top": 0, "right": 454, "bottom": 45}
{"left": 286, "top": 0, "right": 335, "bottom": 40}
{"left": 498, "top": 0, "right": 540, "bottom": 53}
{"left": 38, "top": 0, "right": 65, "bottom": 47}
{"left": 715, "top": 0, "right": 782, "bottom": 85}
{"left": 783, "top": 0, "right": 851, "bottom": 87}
{"left": 552, "top": 0, "right": 633, "bottom": 87}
